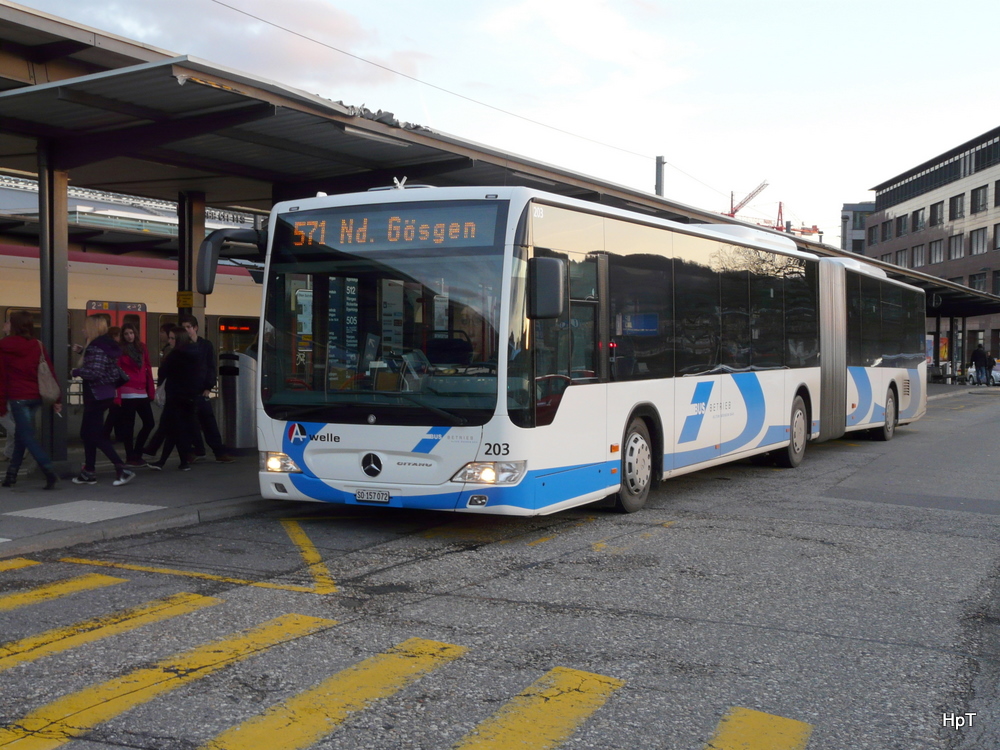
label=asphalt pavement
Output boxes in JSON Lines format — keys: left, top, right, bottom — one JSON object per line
{"left": 0, "top": 380, "right": 995, "bottom": 560}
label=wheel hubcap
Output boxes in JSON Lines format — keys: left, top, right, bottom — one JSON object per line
{"left": 624, "top": 433, "right": 651, "bottom": 493}
{"left": 791, "top": 408, "right": 806, "bottom": 454}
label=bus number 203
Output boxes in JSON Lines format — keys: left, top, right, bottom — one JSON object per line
{"left": 484, "top": 443, "right": 510, "bottom": 456}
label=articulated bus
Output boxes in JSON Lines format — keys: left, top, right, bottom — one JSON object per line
{"left": 251, "top": 186, "right": 926, "bottom": 515}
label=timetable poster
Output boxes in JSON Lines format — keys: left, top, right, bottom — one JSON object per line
{"left": 327, "top": 277, "right": 360, "bottom": 381}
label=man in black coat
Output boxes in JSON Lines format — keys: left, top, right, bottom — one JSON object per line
{"left": 180, "top": 315, "right": 234, "bottom": 462}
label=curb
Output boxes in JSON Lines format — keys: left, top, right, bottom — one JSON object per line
{"left": 0, "top": 496, "right": 274, "bottom": 559}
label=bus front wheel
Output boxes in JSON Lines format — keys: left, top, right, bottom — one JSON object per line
{"left": 774, "top": 395, "right": 807, "bottom": 468}
{"left": 615, "top": 418, "right": 652, "bottom": 513}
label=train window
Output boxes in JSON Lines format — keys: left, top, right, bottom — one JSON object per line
{"left": 4, "top": 308, "right": 41, "bottom": 329}
{"left": 217, "top": 316, "right": 259, "bottom": 354}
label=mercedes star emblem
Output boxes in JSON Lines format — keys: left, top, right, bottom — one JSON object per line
{"left": 361, "top": 453, "right": 383, "bottom": 477}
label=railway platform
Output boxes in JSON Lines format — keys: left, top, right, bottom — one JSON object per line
{"left": 0, "top": 380, "right": 994, "bottom": 559}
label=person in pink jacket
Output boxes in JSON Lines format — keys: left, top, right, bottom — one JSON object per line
{"left": 114, "top": 322, "right": 156, "bottom": 467}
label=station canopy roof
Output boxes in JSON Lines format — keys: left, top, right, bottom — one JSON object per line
{"left": 0, "top": 3, "right": 998, "bottom": 320}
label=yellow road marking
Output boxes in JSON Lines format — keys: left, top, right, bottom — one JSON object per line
{"left": 454, "top": 666, "right": 625, "bottom": 750}
{"left": 527, "top": 535, "right": 556, "bottom": 546}
{"left": 0, "top": 613, "right": 336, "bottom": 750}
{"left": 0, "top": 592, "right": 221, "bottom": 673}
{"left": 201, "top": 637, "right": 467, "bottom": 750}
{"left": 59, "top": 518, "right": 338, "bottom": 594}
{"left": 0, "top": 574, "right": 125, "bottom": 613}
{"left": 58, "top": 557, "right": 318, "bottom": 593}
{"left": 0, "top": 558, "right": 41, "bottom": 573}
{"left": 280, "top": 519, "right": 338, "bottom": 593}
{"left": 704, "top": 706, "right": 813, "bottom": 750}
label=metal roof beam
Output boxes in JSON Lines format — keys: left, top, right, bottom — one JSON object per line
{"left": 271, "top": 156, "right": 475, "bottom": 201}
{"left": 56, "top": 87, "right": 165, "bottom": 122}
{"left": 216, "top": 127, "right": 376, "bottom": 169}
{"left": 49, "top": 102, "right": 277, "bottom": 170}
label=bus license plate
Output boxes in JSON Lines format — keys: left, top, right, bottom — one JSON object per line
{"left": 355, "top": 489, "right": 390, "bottom": 503}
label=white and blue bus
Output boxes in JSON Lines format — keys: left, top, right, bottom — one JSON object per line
{"left": 246, "top": 186, "right": 925, "bottom": 515}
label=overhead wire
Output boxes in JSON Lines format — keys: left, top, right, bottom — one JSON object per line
{"left": 207, "top": 0, "right": 728, "bottom": 199}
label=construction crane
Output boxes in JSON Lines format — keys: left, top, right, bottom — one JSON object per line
{"left": 725, "top": 180, "right": 768, "bottom": 218}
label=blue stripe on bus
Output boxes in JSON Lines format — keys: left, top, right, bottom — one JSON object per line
{"left": 847, "top": 367, "right": 872, "bottom": 425}
{"left": 412, "top": 426, "right": 452, "bottom": 454}
{"left": 281, "top": 461, "right": 618, "bottom": 512}
{"left": 678, "top": 381, "right": 714, "bottom": 443}
{"left": 719, "top": 372, "right": 766, "bottom": 454}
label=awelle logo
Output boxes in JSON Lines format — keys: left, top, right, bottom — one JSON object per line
{"left": 286, "top": 423, "right": 341, "bottom": 444}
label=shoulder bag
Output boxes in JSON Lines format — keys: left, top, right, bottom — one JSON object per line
{"left": 36, "top": 341, "right": 60, "bottom": 405}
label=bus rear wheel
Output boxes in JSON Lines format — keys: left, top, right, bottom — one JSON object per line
{"left": 875, "top": 388, "right": 897, "bottom": 442}
{"left": 615, "top": 418, "right": 652, "bottom": 513}
{"left": 774, "top": 395, "right": 807, "bottom": 468}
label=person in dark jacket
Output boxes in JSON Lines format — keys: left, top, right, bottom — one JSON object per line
{"left": 0, "top": 311, "right": 61, "bottom": 489}
{"left": 970, "top": 344, "right": 989, "bottom": 386}
{"left": 149, "top": 327, "right": 201, "bottom": 471}
{"left": 180, "top": 315, "right": 234, "bottom": 463}
{"left": 71, "top": 316, "right": 134, "bottom": 486}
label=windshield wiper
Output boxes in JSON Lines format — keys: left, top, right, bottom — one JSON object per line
{"left": 270, "top": 405, "right": 339, "bottom": 421}
{"left": 377, "top": 392, "right": 467, "bottom": 425}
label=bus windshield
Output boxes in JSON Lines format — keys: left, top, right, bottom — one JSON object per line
{"left": 261, "top": 199, "right": 507, "bottom": 426}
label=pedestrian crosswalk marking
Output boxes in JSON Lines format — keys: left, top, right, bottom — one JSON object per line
{"left": 200, "top": 637, "right": 467, "bottom": 750}
{"left": 0, "top": 573, "right": 126, "bottom": 613}
{"left": 0, "top": 592, "right": 221, "bottom": 673}
{"left": 0, "top": 613, "right": 336, "bottom": 750}
{"left": 0, "top": 558, "right": 41, "bottom": 573}
{"left": 453, "top": 666, "right": 625, "bottom": 750}
{"left": 704, "top": 706, "right": 813, "bottom": 749}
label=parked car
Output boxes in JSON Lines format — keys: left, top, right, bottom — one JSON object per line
{"left": 966, "top": 366, "right": 999, "bottom": 385}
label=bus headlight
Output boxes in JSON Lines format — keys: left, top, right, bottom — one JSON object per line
{"left": 261, "top": 452, "right": 302, "bottom": 473}
{"left": 452, "top": 461, "right": 526, "bottom": 484}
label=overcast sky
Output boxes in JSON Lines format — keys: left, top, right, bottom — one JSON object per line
{"left": 11, "top": 0, "right": 1000, "bottom": 245}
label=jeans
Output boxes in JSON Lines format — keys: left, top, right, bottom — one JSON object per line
{"left": 7, "top": 399, "right": 54, "bottom": 475}
{"left": 158, "top": 396, "right": 198, "bottom": 465}
{"left": 977, "top": 366, "right": 988, "bottom": 385}
{"left": 115, "top": 397, "right": 155, "bottom": 460}
{"left": 195, "top": 395, "right": 226, "bottom": 457}
{"left": 80, "top": 398, "right": 124, "bottom": 472}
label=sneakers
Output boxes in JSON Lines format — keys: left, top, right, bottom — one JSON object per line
{"left": 147, "top": 462, "right": 164, "bottom": 471}
{"left": 215, "top": 454, "right": 236, "bottom": 464}
{"left": 113, "top": 469, "right": 135, "bottom": 487}
{"left": 72, "top": 470, "right": 97, "bottom": 485}
{"left": 126, "top": 458, "right": 147, "bottom": 468}
{"left": 178, "top": 463, "right": 192, "bottom": 472}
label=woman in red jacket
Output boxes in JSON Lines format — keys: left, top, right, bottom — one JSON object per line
{"left": 0, "top": 311, "right": 61, "bottom": 489}
{"left": 114, "top": 322, "right": 156, "bottom": 466}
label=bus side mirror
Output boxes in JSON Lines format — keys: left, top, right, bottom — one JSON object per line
{"left": 197, "top": 228, "right": 266, "bottom": 294}
{"left": 528, "top": 257, "right": 566, "bottom": 319}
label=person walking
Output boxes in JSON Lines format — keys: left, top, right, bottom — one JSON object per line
{"left": 180, "top": 315, "right": 234, "bottom": 463}
{"left": 115, "top": 322, "right": 156, "bottom": 466}
{"left": 0, "top": 311, "right": 61, "bottom": 490}
{"left": 149, "top": 326, "right": 201, "bottom": 471}
{"left": 71, "top": 316, "right": 134, "bottom": 486}
{"left": 970, "top": 344, "right": 989, "bottom": 386}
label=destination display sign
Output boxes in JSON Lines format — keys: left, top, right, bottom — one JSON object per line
{"left": 280, "top": 202, "right": 501, "bottom": 252}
